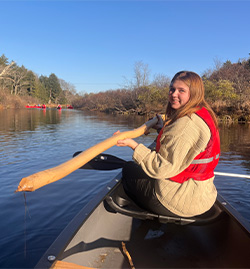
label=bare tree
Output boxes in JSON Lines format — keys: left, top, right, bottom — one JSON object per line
{"left": 0, "top": 61, "right": 16, "bottom": 91}
{"left": 213, "top": 57, "right": 223, "bottom": 71}
{"left": 152, "top": 73, "right": 170, "bottom": 89}
{"left": 1, "top": 64, "right": 30, "bottom": 95}
{"left": 0, "top": 61, "right": 15, "bottom": 78}
{"left": 59, "top": 78, "right": 76, "bottom": 93}
{"left": 59, "top": 78, "right": 77, "bottom": 103}
{"left": 122, "top": 61, "right": 151, "bottom": 91}
{"left": 134, "top": 61, "right": 150, "bottom": 88}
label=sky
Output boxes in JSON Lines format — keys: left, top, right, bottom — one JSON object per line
{"left": 1, "top": 0, "right": 249, "bottom": 93}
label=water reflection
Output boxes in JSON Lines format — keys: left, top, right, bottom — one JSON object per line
{"left": 76, "top": 110, "right": 148, "bottom": 128}
{"left": 219, "top": 123, "right": 250, "bottom": 172}
{"left": 0, "top": 108, "right": 63, "bottom": 133}
{"left": 0, "top": 109, "right": 249, "bottom": 268}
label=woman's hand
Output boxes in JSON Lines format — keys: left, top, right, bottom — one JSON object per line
{"left": 113, "top": 131, "right": 138, "bottom": 150}
{"left": 153, "top": 114, "right": 164, "bottom": 130}
{"left": 145, "top": 114, "right": 164, "bottom": 134}
{"left": 117, "top": 138, "right": 138, "bottom": 150}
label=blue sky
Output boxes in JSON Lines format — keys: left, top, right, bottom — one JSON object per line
{"left": 1, "top": 1, "right": 249, "bottom": 93}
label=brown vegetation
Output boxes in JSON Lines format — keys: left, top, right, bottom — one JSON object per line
{"left": 1, "top": 53, "right": 250, "bottom": 123}
{"left": 0, "top": 88, "right": 40, "bottom": 109}
{"left": 73, "top": 57, "right": 250, "bottom": 122}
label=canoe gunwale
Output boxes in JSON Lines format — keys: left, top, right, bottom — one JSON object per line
{"left": 216, "top": 193, "right": 250, "bottom": 234}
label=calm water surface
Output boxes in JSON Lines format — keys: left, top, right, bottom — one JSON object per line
{"left": 0, "top": 109, "right": 250, "bottom": 268}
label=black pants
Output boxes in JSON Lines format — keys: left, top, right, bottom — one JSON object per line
{"left": 122, "top": 161, "right": 178, "bottom": 217}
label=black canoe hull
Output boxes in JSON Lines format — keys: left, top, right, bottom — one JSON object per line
{"left": 36, "top": 173, "right": 250, "bottom": 268}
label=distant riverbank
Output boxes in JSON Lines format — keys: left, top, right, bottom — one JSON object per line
{"left": 1, "top": 92, "right": 249, "bottom": 124}
{"left": 0, "top": 93, "right": 70, "bottom": 110}
{"left": 77, "top": 106, "right": 250, "bottom": 124}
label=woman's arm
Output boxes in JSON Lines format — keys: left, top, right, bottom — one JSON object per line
{"left": 115, "top": 114, "right": 163, "bottom": 150}
{"left": 133, "top": 115, "right": 211, "bottom": 179}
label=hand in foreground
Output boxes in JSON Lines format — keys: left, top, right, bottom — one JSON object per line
{"left": 113, "top": 131, "right": 138, "bottom": 150}
{"left": 117, "top": 138, "right": 138, "bottom": 150}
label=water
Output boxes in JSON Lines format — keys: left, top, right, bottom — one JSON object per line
{"left": 0, "top": 109, "right": 249, "bottom": 268}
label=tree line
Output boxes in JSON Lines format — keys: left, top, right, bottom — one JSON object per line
{"left": 73, "top": 56, "right": 250, "bottom": 119}
{"left": 0, "top": 54, "right": 77, "bottom": 108}
{"left": 1, "top": 53, "right": 250, "bottom": 120}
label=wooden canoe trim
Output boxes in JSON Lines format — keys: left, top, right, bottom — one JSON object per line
{"left": 15, "top": 116, "right": 158, "bottom": 192}
{"left": 52, "top": 260, "right": 94, "bottom": 269}
{"left": 122, "top": 242, "right": 135, "bottom": 269}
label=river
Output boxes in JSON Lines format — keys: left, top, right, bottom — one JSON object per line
{"left": 0, "top": 108, "right": 249, "bottom": 268}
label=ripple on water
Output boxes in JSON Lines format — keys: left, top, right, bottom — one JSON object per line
{"left": 0, "top": 110, "right": 250, "bottom": 268}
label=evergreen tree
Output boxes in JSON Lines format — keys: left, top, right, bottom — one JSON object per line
{"left": 48, "top": 73, "right": 62, "bottom": 103}
{"left": 39, "top": 73, "right": 62, "bottom": 103}
{"left": 0, "top": 54, "right": 9, "bottom": 66}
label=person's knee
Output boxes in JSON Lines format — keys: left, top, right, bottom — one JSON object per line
{"left": 123, "top": 161, "right": 137, "bottom": 170}
{"left": 122, "top": 161, "right": 137, "bottom": 178}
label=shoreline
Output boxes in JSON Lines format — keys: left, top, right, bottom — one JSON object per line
{"left": 1, "top": 103, "right": 249, "bottom": 124}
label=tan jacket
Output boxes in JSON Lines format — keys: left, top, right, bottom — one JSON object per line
{"left": 133, "top": 113, "right": 217, "bottom": 217}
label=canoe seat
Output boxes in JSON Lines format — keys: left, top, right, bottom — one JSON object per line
{"left": 105, "top": 182, "right": 223, "bottom": 225}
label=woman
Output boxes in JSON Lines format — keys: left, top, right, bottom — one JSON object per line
{"left": 116, "top": 71, "right": 220, "bottom": 217}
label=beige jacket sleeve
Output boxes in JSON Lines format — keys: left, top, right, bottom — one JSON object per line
{"left": 133, "top": 113, "right": 211, "bottom": 179}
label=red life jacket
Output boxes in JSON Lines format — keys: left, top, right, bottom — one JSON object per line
{"left": 156, "top": 107, "right": 220, "bottom": 183}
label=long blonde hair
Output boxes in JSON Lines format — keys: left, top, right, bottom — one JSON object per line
{"left": 165, "top": 71, "right": 218, "bottom": 128}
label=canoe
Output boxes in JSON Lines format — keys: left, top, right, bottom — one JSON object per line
{"left": 35, "top": 172, "right": 250, "bottom": 268}
{"left": 26, "top": 105, "right": 36, "bottom": 108}
{"left": 25, "top": 105, "right": 46, "bottom": 109}
{"left": 25, "top": 105, "right": 42, "bottom": 108}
